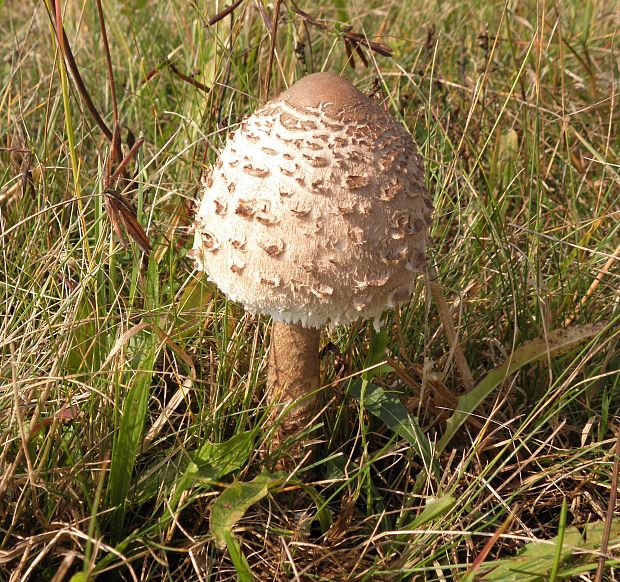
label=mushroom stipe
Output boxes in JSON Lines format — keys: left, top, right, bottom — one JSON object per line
{"left": 193, "top": 72, "right": 432, "bottom": 461}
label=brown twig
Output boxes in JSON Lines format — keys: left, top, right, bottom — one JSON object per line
{"left": 353, "top": 40, "right": 369, "bottom": 67}
{"left": 344, "top": 37, "right": 355, "bottom": 69}
{"left": 95, "top": 0, "right": 118, "bottom": 126}
{"left": 48, "top": 1, "right": 150, "bottom": 255}
{"left": 169, "top": 63, "right": 211, "bottom": 93}
{"left": 141, "top": 58, "right": 211, "bottom": 93}
{"left": 343, "top": 30, "right": 393, "bottom": 57}
{"left": 263, "top": 0, "right": 283, "bottom": 100}
{"left": 111, "top": 122, "right": 124, "bottom": 175}
{"left": 103, "top": 129, "right": 150, "bottom": 255}
{"left": 207, "top": 0, "right": 246, "bottom": 26}
{"left": 149, "top": 8, "right": 233, "bottom": 139}
{"left": 290, "top": 5, "right": 327, "bottom": 30}
{"left": 95, "top": 2, "right": 125, "bottom": 176}
{"left": 290, "top": 4, "right": 394, "bottom": 64}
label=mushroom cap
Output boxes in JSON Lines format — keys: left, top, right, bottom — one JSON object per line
{"left": 193, "top": 72, "right": 432, "bottom": 328}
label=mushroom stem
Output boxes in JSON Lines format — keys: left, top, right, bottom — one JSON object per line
{"left": 267, "top": 322, "right": 321, "bottom": 446}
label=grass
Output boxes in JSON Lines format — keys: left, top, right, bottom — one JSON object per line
{"left": 0, "top": 0, "right": 619, "bottom": 580}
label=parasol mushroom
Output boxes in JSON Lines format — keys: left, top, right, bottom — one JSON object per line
{"left": 193, "top": 72, "right": 432, "bottom": 457}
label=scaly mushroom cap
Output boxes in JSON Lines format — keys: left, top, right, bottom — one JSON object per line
{"left": 193, "top": 72, "right": 432, "bottom": 328}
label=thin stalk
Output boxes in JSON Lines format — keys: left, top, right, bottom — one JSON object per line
{"left": 267, "top": 322, "right": 320, "bottom": 454}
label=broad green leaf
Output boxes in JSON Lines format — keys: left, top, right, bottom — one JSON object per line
{"left": 210, "top": 471, "right": 283, "bottom": 549}
{"left": 556, "top": 561, "right": 620, "bottom": 578}
{"left": 171, "top": 430, "right": 254, "bottom": 509}
{"left": 479, "top": 529, "right": 581, "bottom": 582}
{"left": 437, "top": 323, "right": 606, "bottom": 454}
{"left": 188, "top": 430, "right": 254, "bottom": 482}
{"left": 350, "top": 381, "right": 435, "bottom": 474}
{"left": 578, "top": 519, "right": 620, "bottom": 549}
{"left": 480, "top": 520, "right": 620, "bottom": 581}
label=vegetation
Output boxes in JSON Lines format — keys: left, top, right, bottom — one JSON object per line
{"left": 0, "top": 0, "right": 618, "bottom": 579}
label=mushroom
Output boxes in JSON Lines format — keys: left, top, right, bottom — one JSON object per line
{"left": 193, "top": 72, "right": 432, "bottom": 456}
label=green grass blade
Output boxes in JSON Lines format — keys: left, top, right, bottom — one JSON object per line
{"left": 106, "top": 334, "right": 157, "bottom": 538}
{"left": 107, "top": 259, "right": 160, "bottom": 539}
{"left": 404, "top": 494, "right": 456, "bottom": 530}
{"left": 549, "top": 497, "right": 568, "bottom": 582}
{"left": 224, "top": 530, "right": 255, "bottom": 582}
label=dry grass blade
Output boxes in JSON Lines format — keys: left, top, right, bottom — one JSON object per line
{"left": 103, "top": 190, "right": 151, "bottom": 254}
{"left": 255, "top": 0, "right": 273, "bottom": 33}
{"left": 437, "top": 322, "right": 609, "bottom": 455}
{"left": 263, "top": 0, "right": 283, "bottom": 99}
{"left": 49, "top": 551, "right": 76, "bottom": 582}
{"left": 565, "top": 241, "right": 620, "bottom": 327}
{"left": 290, "top": 4, "right": 393, "bottom": 58}
{"left": 428, "top": 264, "right": 475, "bottom": 391}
